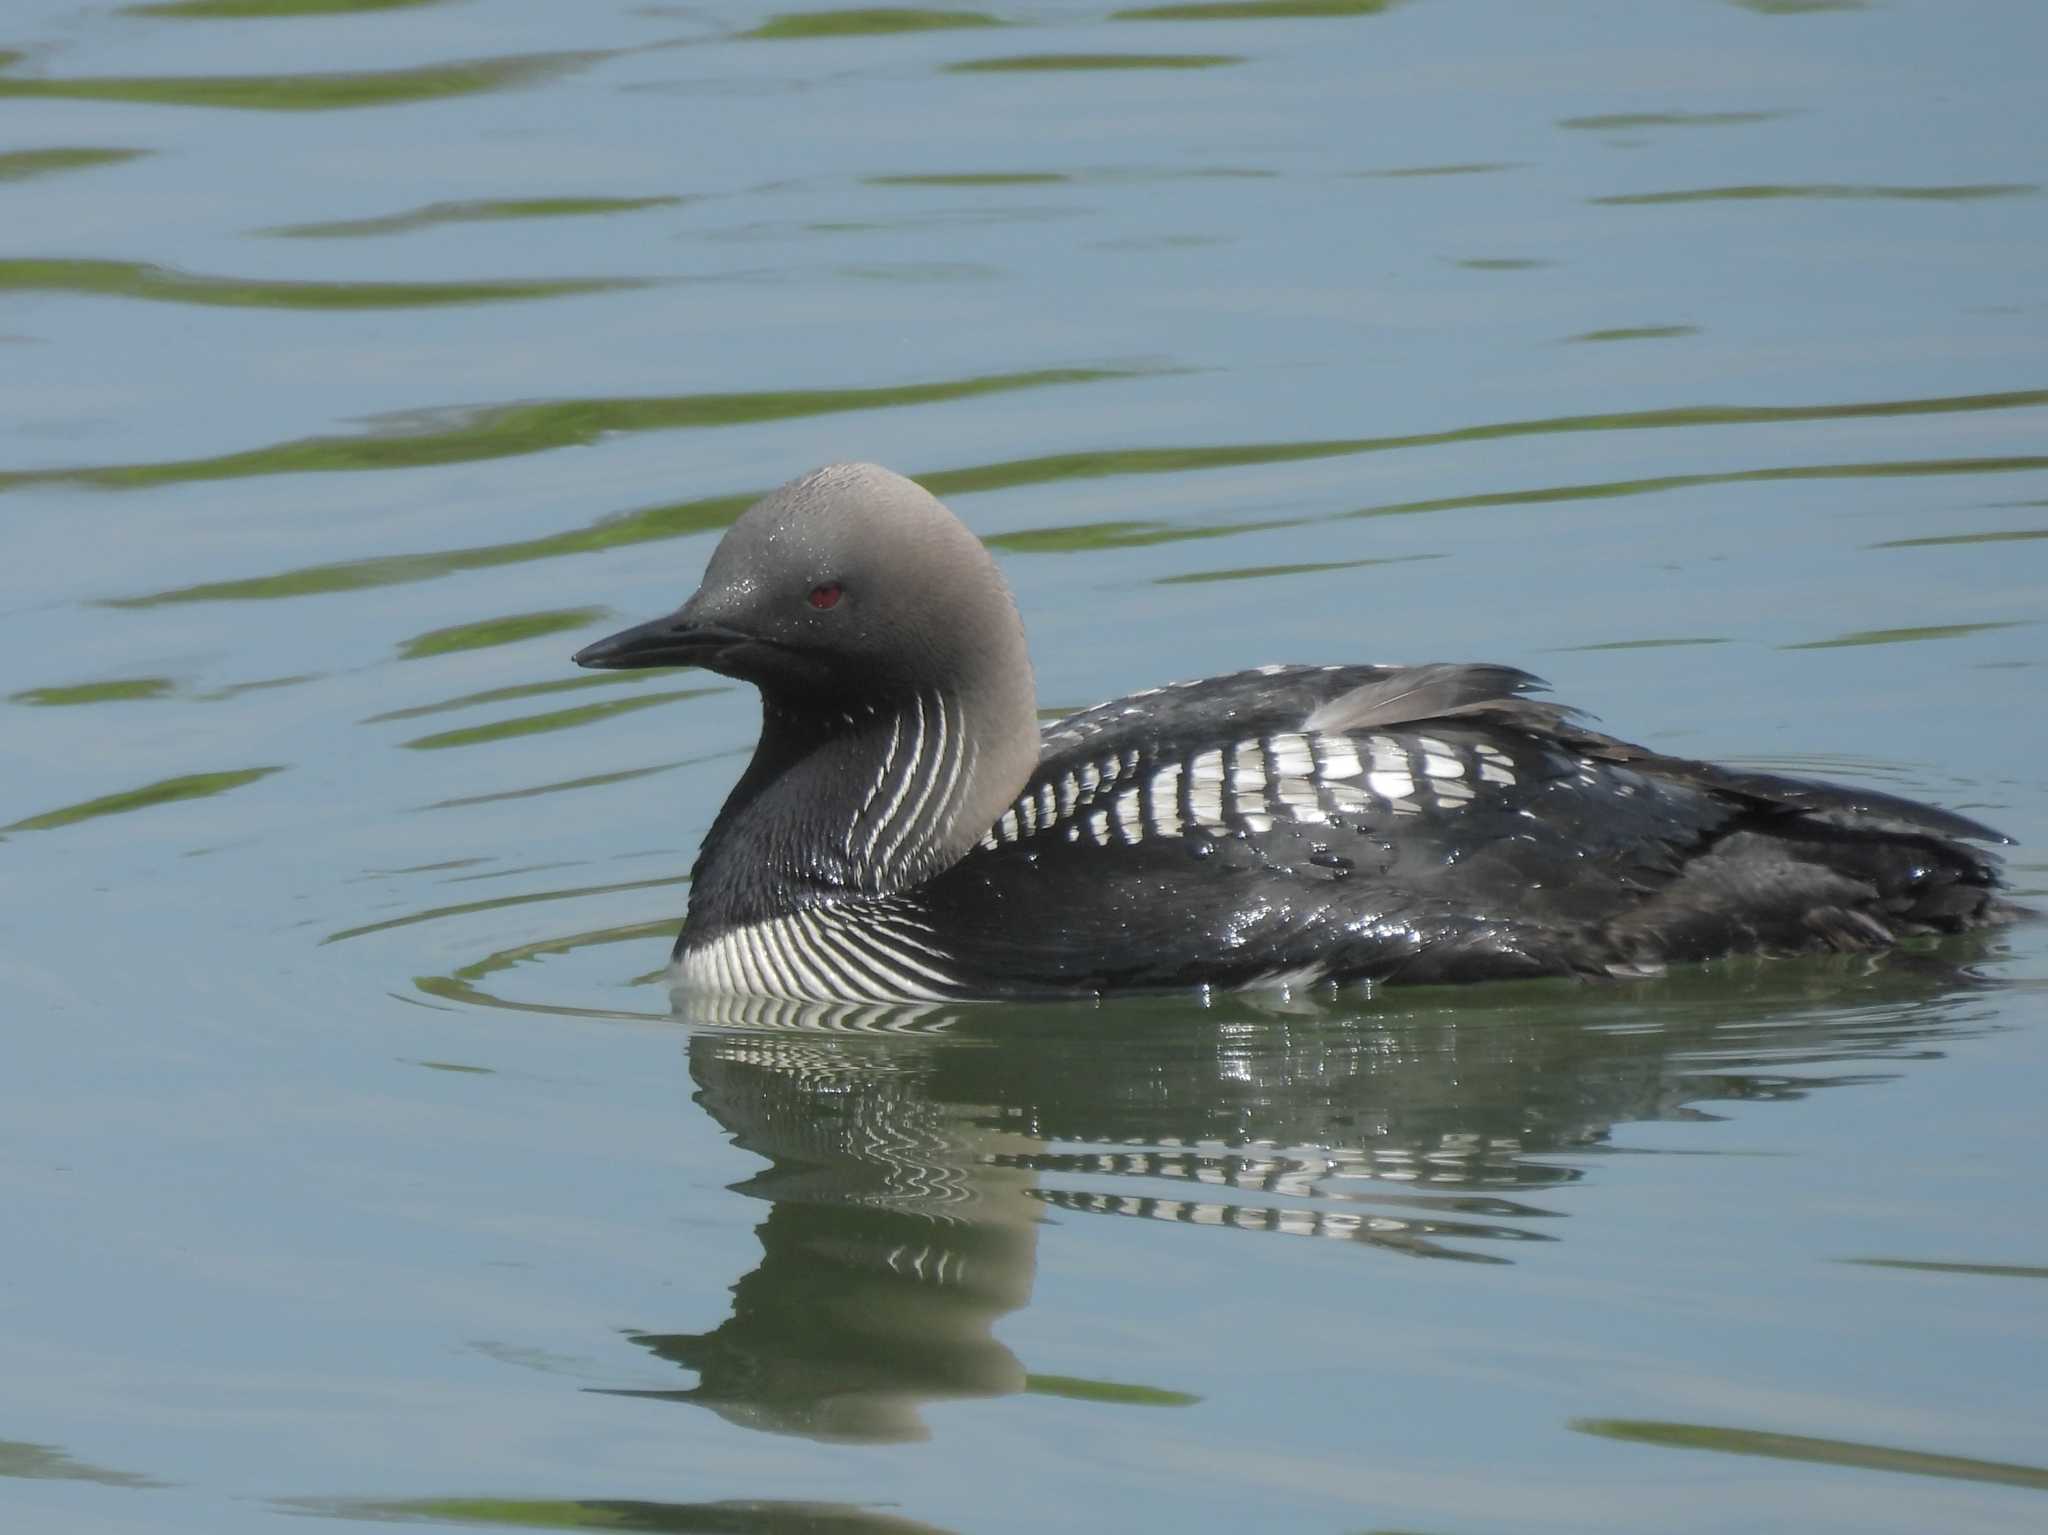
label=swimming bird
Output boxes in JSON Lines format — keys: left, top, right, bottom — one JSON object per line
{"left": 572, "top": 463, "right": 2012, "bottom": 1000}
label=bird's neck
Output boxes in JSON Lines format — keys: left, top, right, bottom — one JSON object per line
{"left": 683, "top": 679, "right": 1037, "bottom": 945}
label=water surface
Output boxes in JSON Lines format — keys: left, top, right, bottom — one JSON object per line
{"left": 2, "top": 2, "right": 2045, "bottom": 1532}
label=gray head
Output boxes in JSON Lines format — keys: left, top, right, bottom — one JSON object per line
{"left": 576, "top": 464, "right": 1040, "bottom": 892}
{"left": 577, "top": 463, "right": 1031, "bottom": 703}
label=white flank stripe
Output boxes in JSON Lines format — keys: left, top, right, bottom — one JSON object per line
{"left": 682, "top": 908, "right": 969, "bottom": 1003}
{"left": 1327, "top": 784, "right": 1371, "bottom": 812}
{"left": 813, "top": 912, "right": 917, "bottom": 998}
{"left": 1268, "top": 733, "right": 1314, "bottom": 777}
{"left": 1241, "top": 811, "right": 1273, "bottom": 833}
{"left": 733, "top": 929, "right": 772, "bottom": 994}
{"left": 1368, "top": 770, "right": 1416, "bottom": 801}
{"left": 1416, "top": 735, "right": 1453, "bottom": 757}
{"left": 1480, "top": 761, "right": 1517, "bottom": 785}
{"left": 1078, "top": 762, "right": 1101, "bottom": 794}
{"left": 1191, "top": 749, "right": 1225, "bottom": 784}
{"left": 1435, "top": 778, "right": 1475, "bottom": 805}
{"left": 1275, "top": 777, "right": 1326, "bottom": 823}
{"left": 759, "top": 919, "right": 814, "bottom": 997}
{"left": 1368, "top": 734, "right": 1407, "bottom": 773}
{"left": 1421, "top": 753, "right": 1463, "bottom": 779}
{"left": 1230, "top": 741, "right": 1267, "bottom": 794}
{"left": 1038, "top": 782, "right": 1058, "bottom": 827}
{"left": 1189, "top": 784, "right": 1224, "bottom": 826}
{"left": 1313, "top": 735, "right": 1362, "bottom": 779}
{"left": 1056, "top": 774, "right": 1080, "bottom": 817}
{"left": 1274, "top": 775, "right": 1317, "bottom": 810}
{"left": 1017, "top": 793, "right": 1038, "bottom": 836}
{"left": 1149, "top": 762, "right": 1184, "bottom": 837}
{"left": 810, "top": 913, "right": 901, "bottom": 996}
{"left": 1088, "top": 810, "right": 1112, "bottom": 846}
{"left": 860, "top": 923, "right": 957, "bottom": 990}
{"left": 1112, "top": 787, "right": 1142, "bottom": 843}
{"left": 792, "top": 912, "right": 850, "bottom": 996}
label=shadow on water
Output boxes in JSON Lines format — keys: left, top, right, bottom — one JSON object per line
{"left": 556, "top": 954, "right": 2007, "bottom": 1444}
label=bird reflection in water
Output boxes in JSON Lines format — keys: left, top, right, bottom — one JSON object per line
{"left": 601, "top": 959, "right": 1996, "bottom": 1444}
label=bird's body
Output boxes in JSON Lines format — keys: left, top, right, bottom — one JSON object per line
{"left": 575, "top": 464, "right": 2012, "bottom": 1002}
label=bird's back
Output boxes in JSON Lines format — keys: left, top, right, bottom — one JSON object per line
{"left": 909, "top": 664, "right": 2009, "bottom": 995}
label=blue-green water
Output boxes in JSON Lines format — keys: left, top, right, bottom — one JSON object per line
{"left": 3, "top": 3, "right": 2045, "bottom": 1531}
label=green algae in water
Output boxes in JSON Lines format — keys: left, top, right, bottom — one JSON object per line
{"left": 1872, "top": 528, "right": 2048, "bottom": 549}
{"left": 1574, "top": 1418, "right": 2048, "bottom": 1491}
{"left": 1596, "top": 182, "right": 2035, "bottom": 205}
{"left": 1556, "top": 637, "right": 1728, "bottom": 652}
{"left": 323, "top": 878, "right": 687, "bottom": 946}
{"left": 986, "top": 514, "right": 1304, "bottom": 555}
{"left": 1114, "top": 0, "right": 1396, "bottom": 16}
{"left": 0, "top": 147, "right": 147, "bottom": 183}
{"left": 422, "top": 759, "right": 684, "bottom": 811}
{"left": 1783, "top": 621, "right": 2026, "bottom": 650}
{"left": 1353, "top": 161, "right": 1520, "bottom": 178}
{"left": 279, "top": 1494, "right": 953, "bottom": 1531}
{"left": 10, "top": 677, "right": 173, "bottom": 705}
{"left": 1843, "top": 1257, "right": 2048, "bottom": 1279}
{"left": 1156, "top": 554, "right": 1437, "bottom": 585}
{"left": 100, "top": 388, "right": 2048, "bottom": 607}
{"left": 2, "top": 767, "right": 284, "bottom": 835}
{"left": 0, "top": 1439, "right": 166, "bottom": 1488}
{"left": 0, "top": 258, "right": 646, "bottom": 310}
{"left": 1567, "top": 325, "right": 1698, "bottom": 342}
{"left": 398, "top": 608, "right": 607, "bottom": 661}
{"left": 947, "top": 53, "right": 1242, "bottom": 71}
{"left": 1558, "top": 110, "right": 1787, "bottom": 130}
{"left": 265, "top": 195, "right": 683, "bottom": 239}
{"left": 126, "top": 0, "right": 444, "bottom": 14}
{"left": 363, "top": 673, "right": 654, "bottom": 726}
{"left": 865, "top": 172, "right": 1069, "bottom": 187}
{"left": 745, "top": 8, "right": 1002, "bottom": 39}
{"left": 1024, "top": 1373, "right": 1200, "bottom": 1406}
{"left": 398, "top": 689, "right": 716, "bottom": 751}
{"left": 0, "top": 51, "right": 595, "bottom": 112}
{"left": 5, "top": 365, "right": 1141, "bottom": 498}
{"left": 1729, "top": 0, "right": 1869, "bottom": 12}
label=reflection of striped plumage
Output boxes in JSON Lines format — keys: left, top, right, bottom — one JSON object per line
{"left": 579, "top": 463, "right": 2012, "bottom": 1002}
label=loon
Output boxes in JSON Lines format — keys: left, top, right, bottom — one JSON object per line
{"left": 573, "top": 462, "right": 2012, "bottom": 1001}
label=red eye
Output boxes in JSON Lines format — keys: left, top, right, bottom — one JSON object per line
{"left": 808, "top": 582, "right": 843, "bottom": 611}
